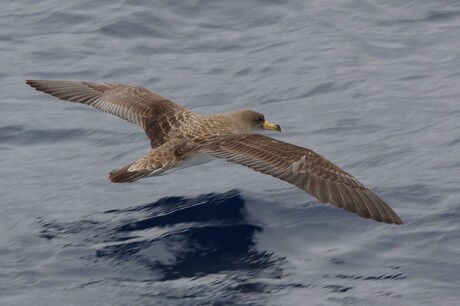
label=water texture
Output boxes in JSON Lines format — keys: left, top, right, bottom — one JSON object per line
{"left": 1, "top": 0, "right": 459, "bottom": 305}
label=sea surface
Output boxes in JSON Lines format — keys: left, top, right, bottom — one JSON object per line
{"left": 1, "top": 0, "right": 460, "bottom": 305}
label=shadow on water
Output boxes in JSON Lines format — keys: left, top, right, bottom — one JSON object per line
{"left": 37, "top": 191, "right": 409, "bottom": 303}
{"left": 40, "top": 190, "right": 285, "bottom": 282}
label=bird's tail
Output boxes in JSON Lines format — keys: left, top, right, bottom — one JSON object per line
{"left": 109, "top": 163, "right": 152, "bottom": 183}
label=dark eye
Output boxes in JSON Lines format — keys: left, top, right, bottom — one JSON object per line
{"left": 257, "top": 116, "right": 264, "bottom": 123}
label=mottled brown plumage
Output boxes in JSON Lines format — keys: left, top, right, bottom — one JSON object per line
{"left": 26, "top": 80, "right": 402, "bottom": 224}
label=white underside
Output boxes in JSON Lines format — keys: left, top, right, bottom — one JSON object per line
{"left": 148, "top": 152, "right": 217, "bottom": 177}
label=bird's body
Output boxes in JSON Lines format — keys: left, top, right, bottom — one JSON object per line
{"left": 26, "top": 80, "right": 403, "bottom": 225}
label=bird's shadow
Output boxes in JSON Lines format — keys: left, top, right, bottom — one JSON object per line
{"left": 39, "top": 190, "right": 285, "bottom": 281}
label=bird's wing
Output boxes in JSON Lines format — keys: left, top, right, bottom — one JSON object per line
{"left": 202, "top": 134, "right": 402, "bottom": 224}
{"left": 26, "top": 80, "right": 190, "bottom": 148}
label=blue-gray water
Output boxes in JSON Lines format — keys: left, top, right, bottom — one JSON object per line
{"left": 1, "top": 0, "right": 460, "bottom": 305}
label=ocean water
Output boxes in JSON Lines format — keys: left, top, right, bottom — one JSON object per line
{"left": 1, "top": 0, "right": 460, "bottom": 305}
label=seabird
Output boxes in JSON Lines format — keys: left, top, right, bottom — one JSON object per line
{"left": 26, "top": 80, "right": 402, "bottom": 224}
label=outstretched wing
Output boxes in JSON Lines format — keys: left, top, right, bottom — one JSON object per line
{"left": 26, "top": 80, "right": 190, "bottom": 148}
{"left": 202, "top": 134, "right": 402, "bottom": 224}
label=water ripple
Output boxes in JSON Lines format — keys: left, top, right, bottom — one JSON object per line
{"left": 40, "top": 190, "right": 286, "bottom": 283}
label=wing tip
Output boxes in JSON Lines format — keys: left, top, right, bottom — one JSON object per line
{"left": 358, "top": 199, "right": 403, "bottom": 225}
{"left": 341, "top": 203, "right": 403, "bottom": 225}
{"left": 362, "top": 206, "right": 403, "bottom": 225}
{"left": 25, "top": 79, "right": 39, "bottom": 89}
{"left": 375, "top": 215, "right": 403, "bottom": 225}
{"left": 319, "top": 180, "right": 403, "bottom": 225}
{"left": 26, "top": 79, "right": 55, "bottom": 92}
{"left": 386, "top": 214, "right": 403, "bottom": 225}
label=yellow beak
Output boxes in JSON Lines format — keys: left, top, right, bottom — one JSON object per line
{"left": 262, "top": 120, "right": 281, "bottom": 132}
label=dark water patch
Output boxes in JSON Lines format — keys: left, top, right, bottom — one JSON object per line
{"left": 117, "top": 190, "right": 247, "bottom": 231}
{"left": 107, "top": 189, "right": 241, "bottom": 216}
{"left": 39, "top": 190, "right": 285, "bottom": 282}
{"left": 126, "top": 224, "right": 275, "bottom": 281}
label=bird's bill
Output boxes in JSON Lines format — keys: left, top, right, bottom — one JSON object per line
{"left": 263, "top": 121, "right": 281, "bottom": 132}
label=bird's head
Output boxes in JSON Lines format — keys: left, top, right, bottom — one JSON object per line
{"left": 238, "top": 110, "right": 281, "bottom": 133}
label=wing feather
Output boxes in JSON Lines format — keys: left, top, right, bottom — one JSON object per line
{"left": 202, "top": 134, "right": 402, "bottom": 224}
{"left": 26, "top": 80, "right": 190, "bottom": 148}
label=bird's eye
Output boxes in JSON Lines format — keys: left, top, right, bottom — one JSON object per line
{"left": 258, "top": 116, "right": 264, "bottom": 123}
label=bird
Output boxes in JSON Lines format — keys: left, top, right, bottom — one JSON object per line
{"left": 26, "top": 80, "right": 402, "bottom": 225}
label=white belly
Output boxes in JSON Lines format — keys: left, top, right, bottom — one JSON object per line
{"left": 159, "top": 152, "right": 216, "bottom": 176}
